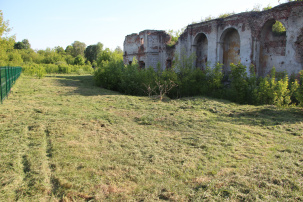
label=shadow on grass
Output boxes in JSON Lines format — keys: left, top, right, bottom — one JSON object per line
{"left": 222, "top": 106, "right": 303, "bottom": 128}
{"left": 50, "top": 75, "right": 303, "bottom": 127}
{"left": 50, "top": 75, "right": 121, "bottom": 96}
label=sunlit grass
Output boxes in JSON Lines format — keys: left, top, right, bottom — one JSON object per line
{"left": 0, "top": 75, "right": 302, "bottom": 201}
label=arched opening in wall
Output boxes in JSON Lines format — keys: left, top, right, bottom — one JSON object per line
{"left": 166, "top": 59, "right": 172, "bottom": 69}
{"left": 220, "top": 28, "right": 240, "bottom": 74}
{"left": 259, "top": 20, "right": 286, "bottom": 77}
{"left": 194, "top": 33, "right": 208, "bottom": 70}
{"left": 295, "top": 28, "right": 303, "bottom": 64}
{"left": 139, "top": 61, "right": 145, "bottom": 69}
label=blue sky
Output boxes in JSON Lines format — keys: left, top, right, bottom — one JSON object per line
{"left": 1, "top": 0, "right": 279, "bottom": 51}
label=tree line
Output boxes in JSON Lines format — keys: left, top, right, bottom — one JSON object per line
{"left": 0, "top": 10, "right": 123, "bottom": 77}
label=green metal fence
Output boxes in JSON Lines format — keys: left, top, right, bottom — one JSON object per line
{"left": 0, "top": 66, "right": 22, "bottom": 103}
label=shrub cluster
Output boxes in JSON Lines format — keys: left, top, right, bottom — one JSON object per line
{"left": 94, "top": 54, "right": 303, "bottom": 107}
{"left": 224, "top": 63, "right": 302, "bottom": 106}
{"left": 22, "top": 63, "right": 94, "bottom": 78}
{"left": 94, "top": 55, "right": 224, "bottom": 99}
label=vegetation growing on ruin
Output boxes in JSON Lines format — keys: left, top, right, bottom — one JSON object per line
{"left": 283, "top": 0, "right": 303, "bottom": 2}
{"left": 197, "top": 1, "right": 303, "bottom": 24}
{"left": 272, "top": 21, "right": 286, "bottom": 36}
{"left": 166, "top": 29, "right": 185, "bottom": 47}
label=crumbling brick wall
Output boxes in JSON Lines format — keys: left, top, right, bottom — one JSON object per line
{"left": 123, "top": 30, "right": 170, "bottom": 70}
{"left": 124, "top": 1, "right": 303, "bottom": 76}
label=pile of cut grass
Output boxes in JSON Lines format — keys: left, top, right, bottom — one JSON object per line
{"left": 0, "top": 75, "right": 302, "bottom": 201}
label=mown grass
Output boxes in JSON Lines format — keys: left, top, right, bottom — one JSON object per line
{"left": 0, "top": 74, "right": 302, "bottom": 201}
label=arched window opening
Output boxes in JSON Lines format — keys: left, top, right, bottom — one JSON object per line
{"left": 139, "top": 61, "right": 145, "bottom": 69}
{"left": 272, "top": 21, "right": 286, "bottom": 36}
{"left": 194, "top": 33, "right": 208, "bottom": 70}
{"left": 220, "top": 28, "right": 241, "bottom": 74}
{"left": 166, "top": 59, "right": 172, "bottom": 69}
{"left": 259, "top": 20, "right": 287, "bottom": 77}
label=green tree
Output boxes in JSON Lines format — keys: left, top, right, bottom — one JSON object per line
{"left": 14, "top": 39, "right": 31, "bottom": 50}
{"left": 85, "top": 45, "right": 95, "bottom": 63}
{"left": 22, "top": 39, "right": 31, "bottom": 49}
{"left": 0, "top": 10, "right": 10, "bottom": 36}
{"left": 97, "top": 48, "right": 111, "bottom": 66}
{"left": 115, "top": 46, "right": 123, "bottom": 54}
{"left": 0, "top": 10, "right": 15, "bottom": 65}
{"left": 55, "top": 46, "right": 65, "bottom": 54}
{"left": 65, "top": 45, "right": 74, "bottom": 56}
{"left": 65, "top": 55, "right": 74, "bottom": 65}
{"left": 14, "top": 41, "right": 26, "bottom": 49}
{"left": 84, "top": 42, "right": 103, "bottom": 63}
{"left": 74, "top": 55, "right": 85, "bottom": 65}
{"left": 71, "top": 41, "right": 86, "bottom": 57}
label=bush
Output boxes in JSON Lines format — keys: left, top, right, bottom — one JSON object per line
{"left": 294, "top": 71, "right": 303, "bottom": 107}
{"left": 22, "top": 64, "right": 46, "bottom": 78}
{"left": 44, "top": 64, "right": 59, "bottom": 74}
{"left": 273, "top": 75, "right": 291, "bottom": 107}
{"left": 120, "top": 63, "right": 145, "bottom": 95}
{"left": 94, "top": 60, "right": 124, "bottom": 91}
{"left": 225, "top": 63, "right": 248, "bottom": 103}
{"left": 254, "top": 68, "right": 277, "bottom": 105}
{"left": 35, "top": 65, "right": 46, "bottom": 79}
{"left": 93, "top": 52, "right": 303, "bottom": 107}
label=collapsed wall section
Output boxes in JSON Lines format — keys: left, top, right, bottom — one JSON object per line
{"left": 123, "top": 30, "right": 171, "bottom": 70}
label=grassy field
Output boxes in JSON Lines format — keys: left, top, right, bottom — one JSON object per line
{"left": 0, "top": 74, "right": 302, "bottom": 201}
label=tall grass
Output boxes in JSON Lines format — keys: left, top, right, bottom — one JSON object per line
{"left": 22, "top": 63, "right": 94, "bottom": 78}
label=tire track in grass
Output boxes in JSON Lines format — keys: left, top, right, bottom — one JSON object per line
{"left": 14, "top": 126, "right": 29, "bottom": 201}
{"left": 14, "top": 124, "right": 53, "bottom": 201}
{"left": 46, "top": 125, "right": 71, "bottom": 200}
{"left": 45, "top": 127, "right": 59, "bottom": 199}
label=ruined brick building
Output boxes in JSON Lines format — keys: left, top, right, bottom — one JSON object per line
{"left": 123, "top": 1, "right": 303, "bottom": 76}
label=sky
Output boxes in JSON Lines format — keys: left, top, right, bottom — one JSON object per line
{"left": 1, "top": 0, "right": 280, "bottom": 51}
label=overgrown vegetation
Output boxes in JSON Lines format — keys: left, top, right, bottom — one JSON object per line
{"left": 166, "top": 29, "right": 185, "bottom": 47}
{"left": 272, "top": 21, "right": 286, "bottom": 36}
{"left": 94, "top": 51, "right": 303, "bottom": 107}
{"left": 1, "top": 74, "right": 302, "bottom": 201}
{"left": 198, "top": 1, "right": 302, "bottom": 24}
